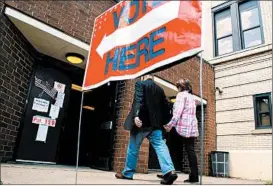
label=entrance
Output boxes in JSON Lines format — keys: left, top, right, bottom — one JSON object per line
{"left": 57, "top": 82, "right": 117, "bottom": 170}
{"left": 15, "top": 56, "right": 118, "bottom": 170}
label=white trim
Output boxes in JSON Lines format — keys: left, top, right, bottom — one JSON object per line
{"left": 153, "top": 76, "right": 207, "bottom": 105}
{"left": 82, "top": 47, "right": 202, "bottom": 90}
{"left": 209, "top": 44, "right": 272, "bottom": 65}
{"left": 16, "top": 159, "right": 56, "bottom": 164}
{"left": 4, "top": 7, "right": 90, "bottom": 51}
{"left": 154, "top": 76, "right": 178, "bottom": 91}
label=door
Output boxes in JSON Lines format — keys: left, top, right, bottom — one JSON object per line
{"left": 89, "top": 83, "right": 117, "bottom": 170}
{"left": 16, "top": 66, "right": 71, "bottom": 163}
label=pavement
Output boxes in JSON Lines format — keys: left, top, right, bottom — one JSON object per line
{"left": 1, "top": 163, "right": 265, "bottom": 185}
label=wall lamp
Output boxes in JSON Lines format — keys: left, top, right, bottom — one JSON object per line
{"left": 66, "top": 53, "right": 85, "bottom": 64}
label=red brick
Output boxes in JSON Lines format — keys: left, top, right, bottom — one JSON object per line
{"left": 4, "top": 0, "right": 116, "bottom": 43}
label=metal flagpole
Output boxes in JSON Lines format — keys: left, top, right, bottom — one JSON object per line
{"left": 199, "top": 51, "right": 205, "bottom": 185}
{"left": 75, "top": 91, "right": 85, "bottom": 185}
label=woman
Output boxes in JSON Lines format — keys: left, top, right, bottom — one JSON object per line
{"left": 163, "top": 79, "right": 199, "bottom": 183}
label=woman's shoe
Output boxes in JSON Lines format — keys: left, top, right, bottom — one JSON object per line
{"left": 184, "top": 178, "right": 199, "bottom": 183}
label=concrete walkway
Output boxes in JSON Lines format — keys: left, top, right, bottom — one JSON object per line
{"left": 1, "top": 163, "right": 265, "bottom": 185}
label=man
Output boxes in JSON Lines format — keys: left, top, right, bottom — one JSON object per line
{"left": 115, "top": 74, "right": 178, "bottom": 185}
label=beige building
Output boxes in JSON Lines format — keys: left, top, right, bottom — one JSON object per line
{"left": 202, "top": 0, "right": 272, "bottom": 181}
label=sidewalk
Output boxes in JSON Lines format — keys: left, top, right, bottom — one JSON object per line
{"left": 1, "top": 163, "right": 265, "bottom": 185}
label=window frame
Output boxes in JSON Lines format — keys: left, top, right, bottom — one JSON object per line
{"left": 253, "top": 92, "right": 272, "bottom": 129}
{"left": 213, "top": 7, "right": 234, "bottom": 56}
{"left": 238, "top": 0, "right": 265, "bottom": 49}
{"left": 212, "top": 0, "right": 264, "bottom": 57}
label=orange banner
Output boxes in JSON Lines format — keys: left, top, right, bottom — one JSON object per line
{"left": 83, "top": 0, "right": 202, "bottom": 90}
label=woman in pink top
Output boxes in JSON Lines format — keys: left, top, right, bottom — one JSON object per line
{"left": 164, "top": 79, "right": 199, "bottom": 183}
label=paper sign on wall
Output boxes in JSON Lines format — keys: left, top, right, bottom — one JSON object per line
{"left": 54, "top": 81, "right": 66, "bottom": 93}
{"left": 49, "top": 104, "right": 60, "bottom": 119}
{"left": 55, "top": 92, "right": 65, "bottom": 108}
{"left": 35, "top": 124, "right": 48, "bottom": 142}
{"left": 35, "top": 76, "right": 57, "bottom": 99}
{"left": 32, "top": 115, "right": 56, "bottom": 127}
{"left": 32, "top": 98, "right": 49, "bottom": 113}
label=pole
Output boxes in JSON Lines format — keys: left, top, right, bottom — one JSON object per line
{"left": 199, "top": 51, "right": 204, "bottom": 185}
{"left": 75, "top": 91, "right": 85, "bottom": 185}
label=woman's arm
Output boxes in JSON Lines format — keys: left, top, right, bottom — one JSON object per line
{"left": 166, "top": 92, "right": 186, "bottom": 128}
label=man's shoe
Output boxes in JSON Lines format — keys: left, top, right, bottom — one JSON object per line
{"left": 115, "top": 173, "right": 133, "bottom": 180}
{"left": 160, "top": 171, "right": 178, "bottom": 185}
{"left": 157, "top": 174, "right": 164, "bottom": 179}
{"left": 184, "top": 178, "right": 199, "bottom": 183}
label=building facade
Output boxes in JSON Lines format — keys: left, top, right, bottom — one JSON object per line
{"left": 0, "top": 0, "right": 216, "bottom": 177}
{"left": 0, "top": 0, "right": 117, "bottom": 162}
{"left": 202, "top": 0, "right": 272, "bottom": 181}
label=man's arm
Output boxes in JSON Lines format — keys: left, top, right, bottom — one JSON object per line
{"left": 132, "top": 81, "right": 144, "bottom": 118}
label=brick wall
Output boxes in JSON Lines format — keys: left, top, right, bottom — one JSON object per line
{"left": 0, "top": 1, "right": 36, "bottom": 161}
{"left": 0, "top": 0, "right": 116, "bottom": 162}
{"left": 113, "top": 56, "right": 216, "bottom": 175}
{"left": 4, "top": 0, "right": 116, "bottom": 44}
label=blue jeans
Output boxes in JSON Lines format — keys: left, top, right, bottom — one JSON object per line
{"left": 122, "top": 129, "right": 175, "bottom": 178}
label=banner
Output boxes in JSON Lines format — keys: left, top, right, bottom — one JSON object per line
{"left": 83, "top": 0, "right": 202, "bottom": 90}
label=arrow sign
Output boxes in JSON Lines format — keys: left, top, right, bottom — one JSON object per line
{"left": 83, "top": 1, "right": 202, "bottom": 90}
{"left": 96, "top": 1, "right": 180, "bottom": 58}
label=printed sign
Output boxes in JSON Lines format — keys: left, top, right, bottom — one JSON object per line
{"left": 32, "top": 98, "right": 50, "bottom": 113}
{"left": 34, "top": 76, "right": 57, "bottom": 99}
{"left": 54, "top": 81, "right": 66, "bottom": 93}
{"left": 49, "top": 104, "right": 60, "bottom": 119}
{"left": 35, "top": 125, "right": 48, "bottom": 142}
{"left": 32, "top": 115, "right": 56, "bottom": 127}
{"left": 55, "top": 92, "right": 65, "bottom": 108}
{"left": 83, "top": 1, "right": 202, "bottom": 90}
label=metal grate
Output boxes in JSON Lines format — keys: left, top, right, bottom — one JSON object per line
{"left": 211, "top": 151, "right": 229, "bottom": 177}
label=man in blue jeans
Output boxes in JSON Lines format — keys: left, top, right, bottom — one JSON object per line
{"left": 115, "top": 74, "right": 177, "bottom": 185}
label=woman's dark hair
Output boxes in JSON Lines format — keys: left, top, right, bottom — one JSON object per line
{"left": 176, "top": 79, "right": 192, "bottom": 94}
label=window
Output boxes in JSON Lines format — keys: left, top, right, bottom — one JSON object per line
{"left": 239, "top": 1, "right": 263, "bottom": 48}
{"left": 213, "top": 0, "right": 264, "bottom": 56}
{"left": 253, "top": 93, "right": 272, "bottom": 129}
{"left": 215, "top": 9, "right": 233, "bottom": 55}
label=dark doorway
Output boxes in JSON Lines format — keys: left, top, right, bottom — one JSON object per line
{"left": 56, "top": 89, "right": 82, "bottom": 165}
{"left": 57, "top": 82, "right": 117, "bottom": 170}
